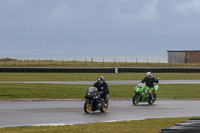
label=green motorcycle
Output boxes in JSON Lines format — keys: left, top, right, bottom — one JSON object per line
{"left": 132, "top": 83, "right": 159, "bottom": 105}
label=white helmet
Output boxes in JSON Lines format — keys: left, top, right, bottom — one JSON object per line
{"left": 146, "top": 72, "right": 153, "bottom": 78}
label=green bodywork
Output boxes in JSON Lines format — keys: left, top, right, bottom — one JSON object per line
{"left": 134, "top": 85, "right": 159, "bottom": 102}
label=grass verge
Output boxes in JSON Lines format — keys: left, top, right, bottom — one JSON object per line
{"left": 0, "top": 117, "right": 192, "bottom": 133}
{"left": 1, "top": 84, "right": 200, "bottom": 100}
{"left": 1, "top": 73, "right": 200, "bottom": 81}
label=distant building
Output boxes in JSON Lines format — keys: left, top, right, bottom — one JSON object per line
{"left": 167, "top": 50, "right": 200, "bottom": 63}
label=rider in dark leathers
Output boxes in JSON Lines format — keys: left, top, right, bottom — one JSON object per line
{"left": 93, "top": 76, "right": 109, "bottom": 102}
{"left": 141, "top": 72, "right": 159, "bottom": 99}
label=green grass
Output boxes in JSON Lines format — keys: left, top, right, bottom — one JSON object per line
{"left": 1, "top": 84, "right": 200, "bottom": 99}
{"left": 1, "top": 73, "right": 200, "bottom": 81}
{"left": 0, "top": 84, "right": 88, "bottom": 99}
{"left": 0, "top": 117, "right": 193, "bottom": 133}
{"left": 157, "top": 84, "right": 200, "bottom": 98}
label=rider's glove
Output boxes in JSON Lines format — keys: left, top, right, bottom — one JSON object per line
{"left": 98, "top": 91, "right": 103, "bottom": 95}
{"left": 157, "top": 76, "right": 159, "bottom": 80}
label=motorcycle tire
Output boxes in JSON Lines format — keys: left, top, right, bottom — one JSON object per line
{"left": 148, "top": 93, "right": 156, "bottom": 105}
{"left": 100, "top": 101, "right": 109, "bottom": 112}
{"left": 132, "top": 94, "right": 140, "bottom": 105}
{"left": 84, "top": 100, "right": 92, "bottom": 113}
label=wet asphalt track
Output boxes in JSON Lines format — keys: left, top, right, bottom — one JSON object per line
{"left": 0, "top": 100, "right": 200, "bottom": 128}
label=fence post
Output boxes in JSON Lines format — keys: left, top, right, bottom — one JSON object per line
{"left": 62, "top": 59, "right": 64, "bottom": 67}
{"left": 27, "top": 59, "right": 28, "bottom": 66}
{"left": 91, "top": 58, "right": 93, "bottom": 64}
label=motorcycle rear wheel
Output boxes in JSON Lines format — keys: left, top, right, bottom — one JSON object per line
{"left": 100, "top": 101, "right": 109, "bottom": 112}
{"left": 84, "top": 100, "right": 92, "bottom": 113}
{"left": 148, "top": 93, "right": 156, "bottom": 105}
{"left": 132, "top": 94, "right": 140, "bottom": 105}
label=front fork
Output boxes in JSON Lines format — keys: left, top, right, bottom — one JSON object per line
{"left": 136, "top": 94, "right": 141, "bottom": 102}
{"left": 87, "top": 99, "right": 93, "bottom": 108}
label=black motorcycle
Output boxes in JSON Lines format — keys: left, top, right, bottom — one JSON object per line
{"left": 84, "top": 86, "right": 108, "bottom": 113}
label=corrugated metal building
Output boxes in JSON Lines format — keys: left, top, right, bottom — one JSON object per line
{"left": 168, "top": 50, "right": 200, "bottom": 63}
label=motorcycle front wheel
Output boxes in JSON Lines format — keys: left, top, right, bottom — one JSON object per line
{"left": 84, "top": 99, "right": 92, "bottom": 113}
{"left": 132, "top": 94, "right": 140, "bottom": 105}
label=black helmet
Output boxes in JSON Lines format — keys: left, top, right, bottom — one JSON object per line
{"left": 97, "top": 76, "right": 104, "bottom": 85}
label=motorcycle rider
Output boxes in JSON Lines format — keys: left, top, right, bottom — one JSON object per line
{"left": 93, "top": 76, "right": 109, "bottom": 103}
{"left": 141, "top": 72, "right": 159, "bottom": 100}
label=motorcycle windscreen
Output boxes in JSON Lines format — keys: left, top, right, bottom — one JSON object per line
{"left": 85, "top": 86, "right": 97, "bottom": 97}
{"left": 134, "top": 86, "right": 144, "bottom": 93}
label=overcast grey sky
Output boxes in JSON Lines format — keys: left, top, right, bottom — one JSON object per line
{"left": 0, "top": 0, "right": 200, "bottom": 57}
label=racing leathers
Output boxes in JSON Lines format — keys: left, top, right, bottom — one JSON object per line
{"left": 93, "top": 81, "right": 109, "bottom": 102}
{"left": 141, "top": 76, "right": 159, "bottom": 99}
